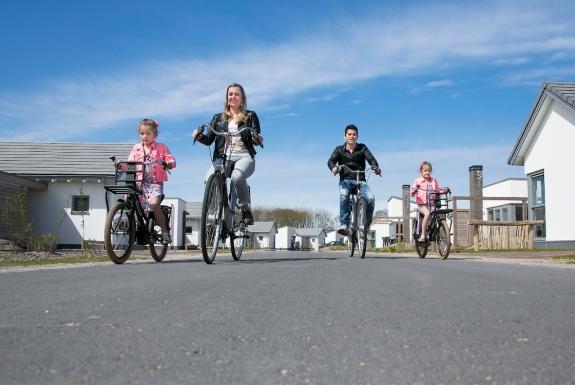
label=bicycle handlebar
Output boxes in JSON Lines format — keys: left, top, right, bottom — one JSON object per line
{"left": 335, "top": 164, "right": 382, "bottom": 177}
{"left": 193, "top": 123, "right": 263, "bottom": 148}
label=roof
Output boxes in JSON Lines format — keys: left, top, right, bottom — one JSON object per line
{"left": 186, "top": 202, "right": 202, "bottom": 218}
{"left": 508, "top": 82, "right": 575, "bottom": 165}
{"left": 0, "top": 142, "right": 133, "bottom": 177}
{"left": 247, "top": 221, "right": 277, "bottom": 233}
{"left": 295, "top": 228, "right": 326, "bottom": 237}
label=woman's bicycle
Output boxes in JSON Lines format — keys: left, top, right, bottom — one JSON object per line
{"left": 194, "top": 123, "right": 256, "bottom": 264}
{"left": 336, "top": 164, "right": 380, "bottom": 259}
{"left": 103, "top": 156, "right": 172, "bottom": 264}
{"left": 412, "top": 188, "right": 452, "bottom": 259}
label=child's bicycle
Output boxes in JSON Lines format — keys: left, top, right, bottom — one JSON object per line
{"left": 194, "top": 123, "right": 258, "bottom": 264}
{"left": 103, "top": 156, "right": 172, "bottom": 264}
{"left": 412, "top": 188, "right": 452, "bottom": 259}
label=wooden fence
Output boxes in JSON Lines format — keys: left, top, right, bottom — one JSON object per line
{"left": 468, "top": 220, "right": 544, "bottom": 251}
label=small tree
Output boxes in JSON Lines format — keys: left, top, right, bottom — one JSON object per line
{"left": 0, "top": 192, "right": 32, "bottom": 249}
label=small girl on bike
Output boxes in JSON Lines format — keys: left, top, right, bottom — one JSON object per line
{"left": 411, "top": 161, "right": 441, "bottom": 242}
{"left": 128, "top": 118, "right": 176, "bottom": 244}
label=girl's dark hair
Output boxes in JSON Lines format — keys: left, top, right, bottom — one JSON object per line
{"left": 344, "top": 124, "right": 358, "bottom": 135}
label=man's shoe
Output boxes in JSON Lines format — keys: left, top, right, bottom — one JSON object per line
{"left": 162, "top": 232, "right": 172, "bottom": 244}
{"left": 337, "top": 225, "right": 349, "bottom": 236}
{"left": 242, "top": 209, "right": 254, "bottom": 225}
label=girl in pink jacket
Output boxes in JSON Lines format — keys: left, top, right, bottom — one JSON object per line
{"left": 128, "top": 118, "right": 176, "bottom": 244}
{"left": 411, "top": 161, "right": 441, "bottom": 242}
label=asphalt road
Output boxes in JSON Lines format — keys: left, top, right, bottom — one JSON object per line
{"left": 1, "top": 251, "right": 574, "bottom": 385}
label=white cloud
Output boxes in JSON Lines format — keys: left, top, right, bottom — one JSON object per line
{"left": 0, "top": 0, "right": 574, "bottom": 140}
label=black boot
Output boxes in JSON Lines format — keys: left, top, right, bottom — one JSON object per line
{"left": 242, "top": 209, "right": 254, "bottom": 225}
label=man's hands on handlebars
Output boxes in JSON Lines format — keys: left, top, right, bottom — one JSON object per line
{"left": 332, "top": 165, "right": 382, "bottom": 176}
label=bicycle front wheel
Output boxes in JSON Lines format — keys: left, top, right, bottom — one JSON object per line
{"left": 231, "top": 221, "right": 246, "bottom": 261}
{"left": 104, "top": 201, "right": 135, "bottom": 264}
{"left": 149, "top": 219, "right": 168, "bottom": 262}
{"left": 201, "top": 173, "right": 224, "bottom": 264}
{"left": 357, "top": 198, "right": 368, "bottom": 259}
{"left": 436, "top": 220, "right": 451, "bottom": 260}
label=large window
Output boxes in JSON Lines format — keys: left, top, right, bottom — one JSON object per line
{"left": 71, "top": 195, "right": 90, "bottom": 215}
{"left": 530, "top": 173, "right": 545, "bottom": 238}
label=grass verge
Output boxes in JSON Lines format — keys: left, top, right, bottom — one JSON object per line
{"left": 551, "top": 255, "right": 575, "bottom": 263}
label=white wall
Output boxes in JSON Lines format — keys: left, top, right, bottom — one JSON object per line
{"left": 28, "top": 179, "right": 113, "bottom": 245}
{"left": 482, "top": 179, "right": 527, "bottom": 218}
{"left": 252, "top": 233, "right": 274, "bottom": 249}
{"left": 387, "top": 197, "right": 417, "bottom": 218}
{"left": 370, "top": 222, "right": 396, "bottom": 248}
{"left": 163, "top": 198, "right": 187, "bottom": 248}
{"left": 523, "top": 101, "right": 575, "bottom": 241}
{"left": 325, "top": 230, "right": 344, "bottom": 244}
{"left": 275, "top": 226, "right": 296, "bottom": 249}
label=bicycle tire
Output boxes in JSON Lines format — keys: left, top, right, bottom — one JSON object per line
{"left": 230, "top": 222, "right": 246, "bottom": 261}
{"left": 347, "top": 202, "right": 356, "bottom": 258}
{"left": 436, "top": 220, "right": 451, "bottom": 259}
{"left": 104, "top": 201, "right": 135, "bottom": 264}
{"left": 415, "top": 237, "right": 428, "bottom": 259}
{"left": 149, "top": 218, "right": 168, "bottom": 262}
{"left": 201, "top": 173, "right": 224, "bottom": 264}
{"left": 357, "top": 198, "right": 368, "bottom": 258}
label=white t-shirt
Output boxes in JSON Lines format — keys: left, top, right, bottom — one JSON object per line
{"left": 226, "top": 121, "right": 250, "bottom": 158}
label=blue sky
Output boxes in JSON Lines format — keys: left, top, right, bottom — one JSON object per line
{"left": 1, "top": 0, "right": 574, "bottom": 216}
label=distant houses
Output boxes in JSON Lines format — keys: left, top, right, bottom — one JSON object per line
{"left": 508, "top": 82, "right": 575, "bottom": 248}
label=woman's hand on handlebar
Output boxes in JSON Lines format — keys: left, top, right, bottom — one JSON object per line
{"left": 252, "top": 133, "right": 264, "bottom": 145}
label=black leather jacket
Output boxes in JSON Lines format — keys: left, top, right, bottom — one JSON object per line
{"left": 327, "top": 143, "right": 379, "bottom": 181}
{"left": 197, "top": 110, "right": 261, "bottom": 161}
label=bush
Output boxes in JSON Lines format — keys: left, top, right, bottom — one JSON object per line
{"left": 382, "top": 242, "right": 414, "bottom": 253}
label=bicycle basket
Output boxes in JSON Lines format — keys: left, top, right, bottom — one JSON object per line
{"left": 104, "top": 162, "right": 144, "bottom": 195}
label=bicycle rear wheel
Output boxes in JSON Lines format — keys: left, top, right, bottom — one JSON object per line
{"left": 104, "top": 201, "right": 135, "bottom": 264}
{"left": 436, "top": 220, "right": 451, "bottom": 260}
{"left": 201, "top": 173, "right": 224, "bottom": 264}
{"left": 357, "top": 198, "right": 368, "bottom": 258}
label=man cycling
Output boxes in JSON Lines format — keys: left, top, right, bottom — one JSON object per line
{"left": 327, "top": 124, "right": 381, "bottom": 235}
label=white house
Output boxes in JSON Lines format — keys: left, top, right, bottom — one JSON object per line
{"left": 247, "top": 221, "right": 277, "bottom": 249}
{"left": 185, "top": 202, "right": 202, "bottom": 247}
{"left": 0, "top": 142, "right": 187, "bottom": 249}
{"left": 508, "top": 82, "right": 575, "bottom": 248}
{"left": 387, "top": 196, "right": 417, "bottom": 242}
{"left": 325, "top": 230, "right": 344, "bottom": 245}
{"left": 482, "top": 178, "right": 527, "bottom": 222}
{"left": 295, "top": 228, "right": 326, "bottom": 251}
{"left": 369, "top": 217, "right": 397, "bottom": 248}
{"left": 275, "top": 226, "right": 297, "bottom": 250}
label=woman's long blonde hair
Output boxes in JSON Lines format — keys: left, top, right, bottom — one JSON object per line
{"left": 223, "top": 83, "right": 249, "bottom": 124}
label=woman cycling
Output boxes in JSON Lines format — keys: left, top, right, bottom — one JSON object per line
{"left": 192, "top": 83, "right": 263, "bottom": 224}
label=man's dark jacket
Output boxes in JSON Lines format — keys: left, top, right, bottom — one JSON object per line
{"left": 327, "top": 143, "right": 379, "bottom": 181}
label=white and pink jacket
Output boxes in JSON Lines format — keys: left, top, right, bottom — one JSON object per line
{"left": 128, "top": 142, "right": 176, "bottom": 184}
{"left": 411, "top": 176, "right": 441, "bottom": 205}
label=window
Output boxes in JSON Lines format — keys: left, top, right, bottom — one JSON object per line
{"left": 258, "top": 236, "right": 264, "bottom": 241}
{"left": 71, "top": 195, "right": 89, "bottom": 215}
{"left": 185, "top": 226, "right": 193, "bottom": 234}
{"left": 501, "top": 208, "right": 508, "bottom": 222}
{"left": 530, "top": 173, "right": 545, "bottom": 238}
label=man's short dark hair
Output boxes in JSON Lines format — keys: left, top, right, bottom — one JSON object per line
{"left": 344, "top": 124, "right": 358, "bottom": 135}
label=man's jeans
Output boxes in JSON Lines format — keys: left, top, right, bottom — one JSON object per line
{"left": 339, "top": 180, "right": 375, "bottom": 226}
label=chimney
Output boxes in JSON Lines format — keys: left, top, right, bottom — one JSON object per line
{"left": 469, "top": 165, "right": 483, "bottom": 221}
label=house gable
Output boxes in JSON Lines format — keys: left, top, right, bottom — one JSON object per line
{"left": 508, "top": 82, "right": 575, "bottom": 166}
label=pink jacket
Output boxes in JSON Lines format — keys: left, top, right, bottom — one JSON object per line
{"left": 128, "top": 142, "right": 176, "bottom": 183}
{"left": 411, "top": 176, "right": 441, "bottom": 205}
